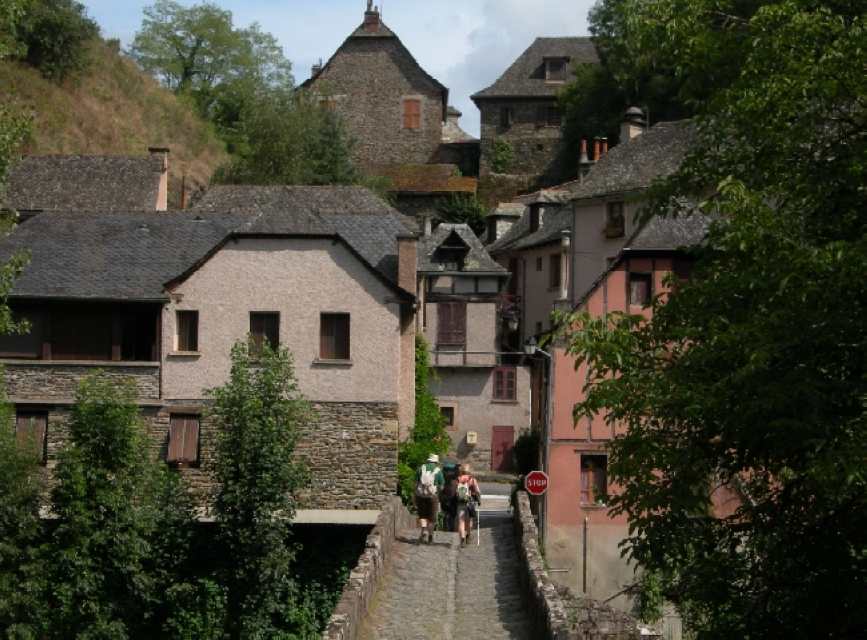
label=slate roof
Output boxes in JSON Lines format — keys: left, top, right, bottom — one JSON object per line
{"left": 0, "top": 186, "right": 417, "bottom": 302}
{"left": 486, "top": 205, "right": 573, "bottom": 254}
{"left": 564, "top": 120, "right": 695, "bottom": 200}
{"left": 301, "top": 12, "right": 448, "bottom": 117}
{"left": 418, "top": 224, "right": 507, "bottom": 275}
{"left": 0, "top": 212, "right": 246, "bottom": 301}
{"left": 370, "top": 164, "right": 477, "bottom": 194}
{"left": 4, "top": 155, "right": 163, "bottom": 212}
{"left": 472, "top": 37, "right": 598, "bottom": 101}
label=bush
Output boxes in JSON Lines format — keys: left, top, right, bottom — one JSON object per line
{"left": 398, "top": 336, "right": 450, "bottom": 505}
{"left": 436, "top": 193, "right": 487, "bottom": 236}
{"left": 512, "top": 429, "right": 541, "bottom": 476}
{"left": 490, "top": 139, "right": 514, "bottom": 173}
{"left": 17, "top": 0, "right": 99, "bottom": 80}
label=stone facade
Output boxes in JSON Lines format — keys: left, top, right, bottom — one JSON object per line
{"left": 305, "top": 13, "right": 446, "bottom": 169}
{"left": 478, "top": 99, "right": 569, "bottom": 185}
{"left": 3, "top": 360, "right": 160, "bottom": 401}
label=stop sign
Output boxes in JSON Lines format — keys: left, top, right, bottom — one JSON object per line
{"left": 525, "top": 470, "right": 549, "bottom": 496}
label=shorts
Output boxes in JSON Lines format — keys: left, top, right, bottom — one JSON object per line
{"left": 415, "top": 495, "right": 439, "bottom": 520}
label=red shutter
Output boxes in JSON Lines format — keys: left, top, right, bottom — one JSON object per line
{"left": 403, "top": 99, "right": 421, "bottom": 129}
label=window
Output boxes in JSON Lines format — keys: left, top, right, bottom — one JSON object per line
{"left": 545, "top": 57, "right": 568, "bottom": 82}
{"left": 628, "top": 273, "right": 653, "bottom": 306}
{"left": 499, "top": 106, "right": 514, "bottom": 129}
{"left": 16, "top": 411, "right": 47, "bottom": 462}
{"left": 167, "top": 414, "right": 199, "bottom": 465}
{"left": 0, "top": 310, "right": 45, "bottom": 358}
{"left": 535, "top": 256, "right": 543, "bottom": 271}
{"left": 493, "top": 366, "right": 517, "bottom": 401}
{"left": 535, "top": 321, "right": 543, "bottom": 335}
{"left": 403, "top": 98, "right": 421, "bottom": 129}
{"left": 673, "top": 258, "right": 693, "bottom": 281}
{"left": 580, "top": 454, "right": 607, "bottom": 505}
{"left": 176, "top": 311, "right": 198, "bottom": 352}
{"left": 536, "top": 105, "right": 561, "bottom": 127}
{"left": 250, "top": 312, "right": 279, "bottom": 354}
{"left": 549, "top": 254, "right": 562, "bottom": 289}
{"left": 320, "top": 313, "right": 350, "bottom": 360}
{"left": 605, "top": 201, "right": 625, "bottom": 238}
{"left": 530, "top": 204, "right": 542, "bottom": 233}
{"left": 437, "top": 302, "right": 467, "bottom": 347}
{"left": 440, "top": 406, "right": 455, "bottom": 429}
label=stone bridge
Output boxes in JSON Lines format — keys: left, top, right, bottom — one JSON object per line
{"left": 322, "top": 491, "right": 644, "bottom": 640}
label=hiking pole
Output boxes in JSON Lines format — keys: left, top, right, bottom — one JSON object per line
{"left": 477, "top": 500, "right": 481, "bottom": 546}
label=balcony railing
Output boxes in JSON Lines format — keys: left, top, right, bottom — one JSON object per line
{"left": 429, "top": 349, "right": 525, "bottom": 368}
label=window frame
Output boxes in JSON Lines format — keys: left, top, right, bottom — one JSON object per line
{"left": 549, "top": 254, "right": 562, "bottom": 290}
{"left": 319, "top": 312, "right": 351, "bottom": 361}
{"left": 438, "top": 404, "right": 457, "bottom": 431}
{"left": 175, "top": 310, "right": 199, "bottom": 352}
{"left": 499, "top": 106, "right": 514, "bottom": 129}
{"left": 15, "top": 410, "right": 47, "bottom": 463}
{"left": 628, "top": 272, "right": 653, "bottom": 307}
{"left": 167, "top": 413, "right": 200, "bottom": 466}
{"left": 545, "top": 57, "right": 568, "bottom": 83}
{"left": 605, "top": 201, "right": 625, "bottom": 238}
{"left": 493, "top": 366, "right": 517, "bottom": 402}
{"left": 402, "top": 98, "right": 422, "bottom": 130}
{"left": 249, "top": 311, "right": 280, "bottom": 355}
{"left": 580, "top": 453, "right": 608, "bottom": 506}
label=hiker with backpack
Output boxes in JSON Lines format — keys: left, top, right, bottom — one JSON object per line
{"left": 415, "top": 453, "right": 444, "bottom": 544}
{"left": 455, "top": 464, "right": 481, "bottom": 547}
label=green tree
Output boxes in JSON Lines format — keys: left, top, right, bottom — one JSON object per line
{"left": 560, "top": 0, "right": 867, "bottom": 636}
{"left": 130, "top": 0, "right": 293, "bottom": 119}
{"left": 0, "top": 386, "right": 45, "bottom": 638}
{"left": 437, "top": 193, "right": 487, "bottom": 236}
{"left": 397, "top": 336, "right": 450, "bottom": 505}
{"left": 212, "top": 90, "right": 361, "bottom": 186}
{"left": 208, "top": 342, "right": 311, "bottom": 638}
{"left": 15, "top": 0, "right": 99, "bottom": 81}
{"left": 43, "top": 375, "right": 198, "bottom": 638}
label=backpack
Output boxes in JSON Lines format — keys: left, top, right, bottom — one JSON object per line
{"left": 416, "top": 464, "right": 439, "bottom": 498}
{"left": 456, "top": 475, "right": 472, "bottom": 503}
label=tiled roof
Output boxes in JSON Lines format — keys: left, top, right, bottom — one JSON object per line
{"left": 370, "top": 164, "right": 478, "bottom": 194}
{"left": 0, "top": 186, "right": 417, "bottom": 301}
{"left": 486, "top": 205, "right": 572, "bottom": 254}
{"left": 486, "top": 203, "right": 525, "bottom": 219}
{"left": 564, "top": 120, "right": 695, "bottom": 200}
{"left": 472, "top": 37, "right": 598, "bottom": 101}
{"left": 418, "top": 223, "right": 507, "bottom": 274}
{"left": 4, "top": 155, "right": 163, "bottom": 212}
{"left": 0, "top": 212, "right": 246, "bottom": 301}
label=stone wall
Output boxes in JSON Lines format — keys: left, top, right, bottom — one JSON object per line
{"left": 478, "top": 100, "right": 571, "bottom": 185}
{"left": 513, "top": 491, "right": 643, "bottom": 640}
{"left": 3, "top": 361, "right": 160, "bottom": 401}
{"left": 20, "top": 398, "right": 398, "bottom": 513}
{"left": 322, "top": 497, "right": 415, "bottom": 640}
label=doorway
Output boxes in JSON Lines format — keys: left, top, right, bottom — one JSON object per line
{"left": 491, "top": 425, "right": 515, "bottom": 472}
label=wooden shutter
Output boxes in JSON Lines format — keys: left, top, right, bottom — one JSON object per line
{"left": 16, "top": 412, "right": 46, "bottom": 460}
{"left": 250, "top": 312, "right": 279, "bottom": 353}
{"left": 437, "top": 302, "right": 466, "bottom": 346}
{"left": 168, "top": 414, "right": 199, "bottom": 464}
{"left": 403, "top": 99, "right": 421, "bottom": 129}
{"left": 320, "top": 313, "right": 350, "bottom": 360}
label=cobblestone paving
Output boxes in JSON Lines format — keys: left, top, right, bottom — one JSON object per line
{"left": 357, "top": 500, "right": 535, "bottom": 640}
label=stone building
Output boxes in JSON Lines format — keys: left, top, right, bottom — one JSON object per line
{"left": 0, "top": 186, "right": 418, "bottom": 519}
{"left": 302, "top": 3, "right": 448, "bottom": 170}
{"left": 471, "top": 37, "right": 598, "bottom": 187}
{"left": 3, "top": 148, "right": 171, "bottom": 212}
{"left": 415, "top": 222, "right": 531, "bottom": 471}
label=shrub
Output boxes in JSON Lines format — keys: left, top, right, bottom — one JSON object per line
{"left": 16, "top": 0, "right": 99, "bottom": 81}
{"left": 490, "top": 138, "right": 514, "bottom": 173}
{"left": 512, "top": 429, "right": 541, "bottom": 476}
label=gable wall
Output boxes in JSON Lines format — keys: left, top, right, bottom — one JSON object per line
{"left": 309, "top": 38, "right": 444, "bottom": 168}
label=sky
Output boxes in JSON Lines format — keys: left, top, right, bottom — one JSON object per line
{"left": 82, "top": 0, "right": 595, "bottom": 137}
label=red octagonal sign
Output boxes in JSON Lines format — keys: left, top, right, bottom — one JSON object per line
{"left": 525, "top": 470, "right": 549, "bottom": 496}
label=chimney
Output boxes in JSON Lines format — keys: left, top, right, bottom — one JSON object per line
{"left": 420, "top": 214, "right": 433, "bottom": 237}
{"left": 311, "top": 58, "right": 323, "bottom": 78}
{"left": 592, "top": 138, "right": 602, "bottom": 162}
{"left": 601, "top": 137, "right": 609, "bottom": 156}
{"left": 620, "top": 106, "right": 647, "bottom": 142}
{"left": 180, "top": 174, "right": 187, "bottom": 210}
{"left": 397, "top": 234, "right": 418, "bottom": 296}
{"left": 578, "top": 138, "right": 592, "bottom": 180}
{"left": 363, "top": 2, "right": 381, "bottom": 32}
{"left": 148, "top": 146, "right": 170, "bottom": 211}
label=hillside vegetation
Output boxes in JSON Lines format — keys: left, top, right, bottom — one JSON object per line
{"left": 0, "top": 39, "right": 228, "bottom": 207}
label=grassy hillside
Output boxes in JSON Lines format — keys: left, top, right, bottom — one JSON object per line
{"left": 0, "top": 40, "right": 228, "bottom": 208}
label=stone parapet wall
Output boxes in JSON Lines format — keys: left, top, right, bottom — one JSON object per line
{"left": 514, "top": 492, "right": 643, "bottom": 640}
{"left": 3, "top": 361, "right": 160, "bottom": 401}
{"left": 322, "top": 497, "right": 415, "bottom": 640}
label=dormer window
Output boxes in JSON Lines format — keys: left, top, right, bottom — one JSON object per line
{"left": 545, "top": 57, "right": 568, "bottom": 83}
{"left": 435, "top": 230, "right": 470, "bottom": 271}
{"left": 529, "top": 204, "right": 542, "bottom": 233}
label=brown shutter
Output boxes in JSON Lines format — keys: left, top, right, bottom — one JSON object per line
{"left": 182, "top": 416, "right": 199, "bottom": 463}
{"left": 320, "top": 314, "right": 335, "bottom": 359}
{"left": 437, "top": 302, "right": 466, "bottom": 346}
{"left": 403, "top": 99, "right": 421, "bottom": 129}
{"left": 16, "top": 413, "right": 46, "bottom": 460}
{"left": 335, "top": 314, "right": 350, "bottom": 359}
{"left": 168, "top": 415, "right": 184, "bottom": 462}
